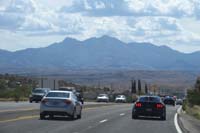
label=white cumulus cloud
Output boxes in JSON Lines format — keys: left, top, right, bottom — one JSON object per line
{"left": 0, "top": 0, "right": 200, "bottom": 53}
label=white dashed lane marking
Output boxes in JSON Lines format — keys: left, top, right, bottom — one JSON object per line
{"left": 120, "top": 113, "right": 125, "bottom": 116}
{"left": 99, "top": 119, "right": 108, "bottom": 123}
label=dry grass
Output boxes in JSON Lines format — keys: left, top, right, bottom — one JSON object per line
{"left": 186, "top": 105, "right": 200, "bottom": 120}
{"left": 0, "top": 98, "right": 28, "bottom": 102}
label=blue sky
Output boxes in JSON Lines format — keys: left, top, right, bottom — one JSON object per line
{"left": 0, "top": 0, "right": 200, "bottom": 53}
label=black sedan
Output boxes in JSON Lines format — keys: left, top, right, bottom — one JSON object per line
{"left": 132, "top": 96, "right": 166, "bottom": 120}
{"left": 163, "top": 97, "right": 176, "bottom": 106}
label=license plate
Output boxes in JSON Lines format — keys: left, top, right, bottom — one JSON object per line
{"left": 146, "top": 108, "right": 152, "bottom": 112}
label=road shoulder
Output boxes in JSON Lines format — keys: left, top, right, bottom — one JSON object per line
{"left": 178, "top": 107, "right": 200, "bottom": 133}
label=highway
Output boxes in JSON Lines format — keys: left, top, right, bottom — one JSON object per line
{"left": 0, "top": 101, "right": 109, "bottom": 112}
{"left": 0, "top": 104, "right": 179, "bottom": 133}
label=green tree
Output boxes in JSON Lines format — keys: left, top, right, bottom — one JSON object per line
{"left": 187, "top": 90, "right": 200, "bottom": 106}
{"left": 13, "top": 87, "right": 21, "bottom": 102}
{"left": 195, "top": 77, "right": 200, "bottom": 92}
{"left": 131, "top": 80, "right": 136, "bottom": 94}
{"left": 0, "top": 79, "right": 7, "bottom": 91}
{"left": 138, "top": 80, "right": 142, "bottom": 95}
{"left": 145, "top": 83, "right": 148, "bottom": 94}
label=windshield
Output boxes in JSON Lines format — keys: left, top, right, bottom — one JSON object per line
{"left": 139, "top": 96, "right": 160, "bottom": 102}
{"left": 46, "top": 92, "right": 70, "bottom": 98}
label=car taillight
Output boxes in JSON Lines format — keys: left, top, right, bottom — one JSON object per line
{"left": 41, "top": 99, "right": 47, "bottom": 104}
{"left": 156, "top": 103, "right": 164, "bottom": 109}
{"left": 65, "top": 99, "right": 72, "bottom": 104}
{"left": 135, "top": 102, "right": 142, "bottom": 107}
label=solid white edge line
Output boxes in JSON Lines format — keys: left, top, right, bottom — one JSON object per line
{"left": 177, "top": 106, "right": 182, "bottom": 114}
{"left": 174, "top": 106, "right": 183, "bottom": 133}
{"left": 99, "top": 119, "right": 108, "bottom": 123}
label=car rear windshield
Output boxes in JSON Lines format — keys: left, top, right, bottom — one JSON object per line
{"left": 99, "top": 94, "right": 107, "bottom": 97}
{"left": 139, "top": 96, "right": 160, "bottom": 102}
{"left": 117, "top": 95, "right": 124, "bottom": 98}
{"left": 46, "top": 92, "right": 70, "bottom": 98}
{"left": 32, "top": 89, "right": 45, "bottom": 93}
{"left": 164, "top": 98, "right": 174, "bottom": 101}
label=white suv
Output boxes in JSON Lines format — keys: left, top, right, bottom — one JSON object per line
{"left": 97, "top": 94, "right": 109, "bottom": 102}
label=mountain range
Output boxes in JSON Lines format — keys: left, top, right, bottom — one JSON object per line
{"left": 1, "top": 35, "right": 200, "bottom": 73}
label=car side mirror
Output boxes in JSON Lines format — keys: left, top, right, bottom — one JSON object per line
{"left": 78, "top": 97, "right": 84, "bottom": 104}
{"left": 81, "top": 99, "right": 84, "bottom": 104}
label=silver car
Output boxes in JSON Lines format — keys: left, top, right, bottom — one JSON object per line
{"left": 176, "top": 98, "right": 183, "bottom": 105}
{"left": 40, "top": 91, "right": 82, "bottom": 120}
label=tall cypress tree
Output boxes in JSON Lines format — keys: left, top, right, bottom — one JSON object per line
{"left": 131, "top": 80, "right": 136, "bottom": 94}
{"left": 195, "top": 77, "right": 200, "bottom": 92}
{"left": 138, "top": 79, "right": 141, "bottom": 95}
{"left": 145, "top": 83, "right": 148, "bottom": 94}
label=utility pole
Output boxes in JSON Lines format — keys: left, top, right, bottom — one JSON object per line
{"left": 98, "top": 81, "right": 100, "bottom": 89}
{"left": 110, "top": 83, "right": 114, "bottom": 91}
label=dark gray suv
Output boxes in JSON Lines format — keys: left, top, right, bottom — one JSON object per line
{"left": 29, "top": 88, "right": 51, "bottom": 103}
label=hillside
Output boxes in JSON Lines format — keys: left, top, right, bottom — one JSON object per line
{"left": 0, "top": 36, "right": 200, "bottom": 73}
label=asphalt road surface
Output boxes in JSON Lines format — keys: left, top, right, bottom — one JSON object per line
{"left": 0, "top": 101, "right": 107, "bottom": 112}
{"left": 0, "top": 102, "right": 39, "bottom": 112}
{"left": 0, "top": 104, "right": 179, "bottom": 133}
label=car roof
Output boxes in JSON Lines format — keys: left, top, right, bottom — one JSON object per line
{"left": 164, "top": 97, "right": 174, "bottom": 99}
{"left": 34, "top": 88, "right": 51, "bottom": 90}
{"left": 48, "top": 90, "right": 72, "bottom": 94}
{"left": 140, "top": 95, "right": 160, "bottom": 98}
{"left": 117, "top": 95, "right": 125, "bottom": 97}
{"left": 58, "top": 87, "right": 77, "bottom": 92}
{"left": 138, "top": 96, "right": 161, "bottom": 102}
{"left": 59, "top": 87, "right": 75, "bottom": 90}
{"left": 99, "top": 94, "right": 107, "bottom": 95}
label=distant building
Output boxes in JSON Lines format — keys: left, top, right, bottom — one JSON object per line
{"left": 38, "top": 78, "right": 59, "bottom": 90}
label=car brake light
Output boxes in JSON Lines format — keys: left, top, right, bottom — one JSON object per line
{"left": 156, "top": 103, "right": 164, "bottom": 108}
{"left": 65, "top": 99, "right": 72, "bottom": 104}
{"left": 41, "top": 99, "right": 47, "bottom": 104}
{"left": 135, "top": 102, "right": 142, "bottom": 107}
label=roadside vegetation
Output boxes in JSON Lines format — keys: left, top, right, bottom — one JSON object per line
{"left": 0, "top": 74, "right": 36, "bottom": 102}
{"left": 0, "top": 74, "right": 133, "bottom": 102}
{"left": 183, "top": 77, "right": 200, "bottom": 120}
{"left": 0, "top": 73, "right": 178, "bottom": 103}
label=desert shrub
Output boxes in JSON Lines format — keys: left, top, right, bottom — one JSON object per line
{"left": 187, "top": 90, "right": 200, "bottom": 106}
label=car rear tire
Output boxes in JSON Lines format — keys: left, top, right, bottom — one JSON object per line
{"left": 40, "top": 114, "right": 45, "bottom": 120}
{"left": 29, "top": 100, "right": 32, "bottom": 103}
{"left": 161, "top": 115, "right": 166, "bottom": 120}
{"left": 132, "top": 114, "right": 138, "bottom": 119}
{"left": 77, "top": 110, "right": 82, "bottom": 119}
{"left": 71, "top": 109, "right": 77, "bottom": 120}
{"left": 49, "top": 114, "right": 54, "bottom": 119}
